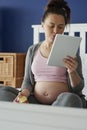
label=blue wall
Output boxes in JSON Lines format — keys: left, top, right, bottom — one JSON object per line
{"left": 0, "top": 0, "right": 87, "bottom": 52}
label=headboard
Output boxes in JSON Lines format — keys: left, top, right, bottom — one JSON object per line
{"left": 32, "top": 23, "right": 87, "bottom": 97}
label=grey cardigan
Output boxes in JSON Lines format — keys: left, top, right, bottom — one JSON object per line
{"left": 21, "top": 43, "right": 84, "bottom": 96}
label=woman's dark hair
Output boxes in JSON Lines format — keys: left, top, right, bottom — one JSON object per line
{"left": 42, "top": 0, "right": 71, "bottom": 25}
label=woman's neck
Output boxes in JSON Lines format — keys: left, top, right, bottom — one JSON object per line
{"left": 43, "top": 40, "right": 52, "bottom": 49}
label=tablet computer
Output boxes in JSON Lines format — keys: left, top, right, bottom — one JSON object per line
{"left": 47, "top": 34, "right": 82, "bottom": 67}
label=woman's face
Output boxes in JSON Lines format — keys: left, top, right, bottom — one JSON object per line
{"left": 42, "top": 14, "right": 65, "bottom": 44}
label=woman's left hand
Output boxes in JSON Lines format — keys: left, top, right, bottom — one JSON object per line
{"left": 63, "top": 56, "right": 78, "bottom": 73}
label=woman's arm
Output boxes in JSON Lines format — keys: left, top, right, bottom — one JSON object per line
{"left": 14, "top": 46, "right": 34, "bottom": 103}
{"left": 21, "top": 46, "right": 34, "bottom": 93}
{"left": 63, "top": 53, "right": 84, "bottom": 93}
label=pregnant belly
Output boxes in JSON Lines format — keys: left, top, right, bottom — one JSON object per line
{"left": 34, "top": 82, "right": 69, "bottom": 104}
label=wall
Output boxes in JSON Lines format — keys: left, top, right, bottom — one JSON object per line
{"left": 0, "top": 0, "right": 87, "bottom": 52}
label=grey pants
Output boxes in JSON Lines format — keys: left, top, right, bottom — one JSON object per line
{"left": 29, "top": 92, "right": 86, "bottom": 108}
{"left": 52, "top": 92, "right": 83, "bottom": 108}
{"left": 0, "top": 86, "right": 86, "bottom": 108}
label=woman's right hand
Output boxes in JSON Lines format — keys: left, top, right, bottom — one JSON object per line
{"left": 13, "top": 89, "right": 30, "bottom": 103}
{"left": 13, "top": 92, "right": 26, "bottom": 103}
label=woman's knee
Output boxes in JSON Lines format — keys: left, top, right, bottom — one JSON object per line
{"left": 52, "top": 92, "right": 83, "bottom": 108}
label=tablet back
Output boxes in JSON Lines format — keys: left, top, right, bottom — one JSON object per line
{"left": 47, "top": 34, "right": 82, "bottom": 67}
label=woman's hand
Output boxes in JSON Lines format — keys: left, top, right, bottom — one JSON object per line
{"left": 63, "top": 56, "right": 78, "bottom": 73}
{"left": 14, "top": 92, "right": 28, "bottom": 103}
{"left": 63, "top": 56, "right": 81, "bottom": 87}
{"left": 13, "top": 89, "right": 30, "bottom": 103}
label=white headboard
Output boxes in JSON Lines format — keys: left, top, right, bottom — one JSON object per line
{"left": 32, "top": 23, "right": 87, "bottom": 97}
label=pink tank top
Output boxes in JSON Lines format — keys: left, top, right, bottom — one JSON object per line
{"left": 31, "top": 49, "right": 67, "bottom": 83}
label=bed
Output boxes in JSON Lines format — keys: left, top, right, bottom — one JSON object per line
{"left": 0, "top": 23, "right": 87, "bottom": 130}
{"left": 32, "top": 23, "right": 87, "bottom": 98}
{"left": 0, "top": 101, "right": 87, "bottom": 130}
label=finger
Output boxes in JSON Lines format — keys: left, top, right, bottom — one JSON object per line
{"left": 64, "top": 57, "right": 77, "bottom": 67}
{"left": 64, "top": 56, "right": 76, "bottom": 64}
{"left": 13, "top": 92, "right": 23, "bottom": 103}
{"left": 63, "top": 59, "right": 74, "bottom": 67}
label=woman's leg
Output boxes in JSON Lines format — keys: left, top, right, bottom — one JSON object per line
{"left": 52, "top": 92, "right": 83, "bottom": 108}
{"left": 0, "top": 86, "right": 19, "bottom": 102}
